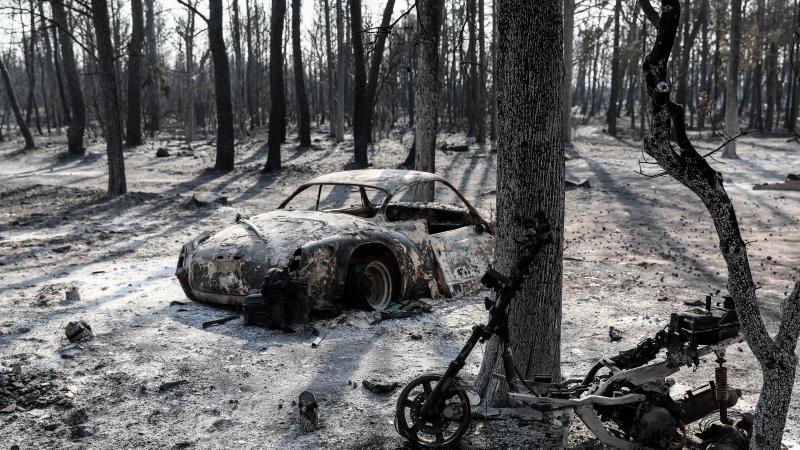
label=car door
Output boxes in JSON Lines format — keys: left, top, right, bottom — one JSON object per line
{"left": 421, "top": 181, "right": 495, "bottom": 297}
{"left": 427, "top": 225, "right": 494, "bottom": 297}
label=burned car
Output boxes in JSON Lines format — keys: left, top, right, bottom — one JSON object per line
{"left": 175, "top": 169, "right": 495, "bottom": 318}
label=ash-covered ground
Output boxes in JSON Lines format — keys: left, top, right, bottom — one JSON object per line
{"left": 1, "top": 125, "right": 798, "bottom": 449}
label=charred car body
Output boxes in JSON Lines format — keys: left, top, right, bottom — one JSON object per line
{"left": 175, "top": 169, "right": 495, "bottom": 320}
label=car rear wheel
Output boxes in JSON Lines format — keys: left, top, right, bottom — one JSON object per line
{"left": 347, "top": 256, "right": 396, "bottom": 311}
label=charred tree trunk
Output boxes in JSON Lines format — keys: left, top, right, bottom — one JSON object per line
{"left": 292, "top": 0, "right": 311, "bottom": 149}
{"left": 642, "top": 4, "right": 800, "bottom": 449}
{"left": 0, "top": 57, "right": 35, "bottom": 150}
{"left": 144, "top": 0, "right": 160, "bottom": 133}
{"left": 474, "top": 0, "right": 564, "bottom": 405}
{"left": 350, "top": 0, "right": 369, "bottom": 166}
{"left": 475, "top": 0, "right": 487, "bottom": 143}
{"left": 52, "top": 0, "right": 86, "bottom": 155}
{"left": 209, "top": 0, "right": 236, "bottom": 170}
{"left": 324, "top": 0, "right": 336, "bottom": 136}
{"left": 90, "top": 0, "right": 127, "bottom": 196}
{"left": 723, "top": 0, "right": 743, "bottom": 158}
{"left": 353, "top": 0, "right": 394, "bottom": 155}
{"left": 413, "top": 0, "right": 444, "bottom": 202}
{"left": 606, "top": 0, "right": 621, "bottom": 136}
{"left": 466, "top": 0, "right": 477, "bottom": 138}
{"left": 334, "top": 0, "right": 345, "bottom": 141}
{"left": 126, "top": 0, "right": 144, "bottom": 146}
{"left": 266, "top": 0, "right": 287, "bottom": 170}
{"left": 562, "top": 0, "right": 574, "bottom": 143}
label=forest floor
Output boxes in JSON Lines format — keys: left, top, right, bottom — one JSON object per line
{"left": 0, "top": 123, "right": 798, "bottom": 449}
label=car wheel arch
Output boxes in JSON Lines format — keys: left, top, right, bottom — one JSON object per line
{"left": 345, "top": 242, "right": 405, "bottom": 300}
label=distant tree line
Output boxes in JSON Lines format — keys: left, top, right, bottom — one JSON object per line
{"left": 0, "top": 0, "right": 798, "bottom": 195}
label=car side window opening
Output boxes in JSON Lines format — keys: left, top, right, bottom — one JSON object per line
{"left": 283, "top": 184, "right": 386, "bottom": 218}
{"left": 384, "top": 181, "right": 473, "bottom": 234}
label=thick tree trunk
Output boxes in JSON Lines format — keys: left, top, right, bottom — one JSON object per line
{"left": 334, "top": 0, "right": 345, "bottom": 142}
{"left": 764, "top": 41, "right": 778, "bottom": 132}
{"left": 0, "top": 58, "right": 35, "bottom": 150}
{"left": 562, "top": 0, "right": 574, "bottom": 143}
{"left": 90, "top": 0, "right": 127, "bottom": 196}
{"left": 723, "top": 0, "right": 742, "bottom": 158}
{"left": 350, "top": 0, "right": 369, "bottom": 166}
{"left": 209, "top": 0, "right": 236, "bottom": 170}
{"left": 183, "top": 4, "right": 196, "bottom": 145}
{"left": 362, "top": 0, "right": 396, "bottom": 146}
{"left": 126, "top": 0, "right": 144, "bottom": 146}
{"left": 292, "top": 0, "right": 311, "bottom": 149}
{"left": 266, "top": 0, "right": 287, "bottom": 170}
{"left": 606, "top": 0, "right": 621, "bottom": 136}
{"left": 466, "top": 0, "right": 477, "bottom": 138}
{"left": 144, "top": 0, "right": 160, "bottom": 133}
{"left": 324, "top": 0, "right": 336, "bottom": 136}
{"left": 231, "top": 0, "right": 247, "bottom": 136}
{"left": 413, "top": 0, "right": 444, "bottom": 202}
{"left": 474, "top": 0, "right": 564, "bottom": 406}
{"left": 51, "top": 0, "right": 86, "bottom": 155}
{"left": 50, "top": 27, "right": 71, "bottom": 126}
{"left": 475, "top": 0, "right": 487, "bottom": 143}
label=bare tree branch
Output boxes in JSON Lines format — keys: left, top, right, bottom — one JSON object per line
{"left": 638, "top": 0, "right": 660, "bottom": 26}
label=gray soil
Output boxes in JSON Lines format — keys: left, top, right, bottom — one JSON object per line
{"left": 0, "top": 125, "right": 798, "bottom": 449}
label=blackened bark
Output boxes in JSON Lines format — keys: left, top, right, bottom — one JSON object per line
{"left": 723, "top": 0, "right": 742, "bottom": 158}
{"left": 292, "top": 0, "right": 311, "bottom": 149}
{"left": 335, "top": 0, "right": 345, "bottom": 141}
{"left": 475, "top": 0, "right": 487, "bottom": 143}
{"left": 144, "top": 0, "right": 160, "bottom": 133}
{"left": 414, "top": 0, "right": 444, "bottom": 202}
{"left": 209, "top": 0, "right": 236, "bottom": 170}
{"left": 349, "top": 0, "right": 396, "bottom": 165}
{"left": 0, "top": 58, "right": 35, "bottom": 150}
{"left": 641, "top": 3, "right": 800, "bottom": 449}
{"left": 90, "top": 0, "right": 127, "bottom": 196}
{"left": 562, "top": 0, "right": 574, "bottom": 143}
{"left": 266, "top": 0, "right": 287, "bottom": 171}
{"left": 350, "top": 0, "right": 369, "bottom": 166}
{"left": 606, "top": 0, "right": 621, "bottom": 136}
{"left": 474, "top": 0, "right": 564, "bottom": 405}
{"left": 126, "top": 0, "right": 144, "bottom": 146}
{"left": 324, "top": 0, "right": 335, "bottom": 136}
{"left": 466, "top": 0, "right": 477, "bottom": 138}
{"left": 51, "top": 0, "right": 85, "bottom": 155}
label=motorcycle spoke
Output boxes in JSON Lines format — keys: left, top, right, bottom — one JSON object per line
{"left": 435, "top": 432, "right": 444, "bottom": 444}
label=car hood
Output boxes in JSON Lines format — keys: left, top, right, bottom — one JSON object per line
{"left": 189, "top": 210, "right": 376, "bottom": 296}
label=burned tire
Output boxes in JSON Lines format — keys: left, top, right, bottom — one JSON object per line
{"left": 346, "top": 253, "right": 398, "bottom": 311}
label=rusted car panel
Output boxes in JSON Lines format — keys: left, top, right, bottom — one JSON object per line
{"left": 427, "top": 226, "right": 495, "bottom": 297}
{"left": 176, "top": 169, "right": 496, "bottom": 317}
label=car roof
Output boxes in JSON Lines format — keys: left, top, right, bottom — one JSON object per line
{"left": 303, "top": 169, "right": 449, "bottom": 195}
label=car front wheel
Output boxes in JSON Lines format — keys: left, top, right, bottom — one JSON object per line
{"left": 347, "top": 256, "right": 396, "bottom": 311}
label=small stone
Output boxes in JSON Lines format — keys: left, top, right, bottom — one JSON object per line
{"left": 156, "top": 147, "right": 170, "bottom": 157}
{"left": 362, "top": 379, "right": 399, "bottom": 394}
{"left": 608, "top": 326, "right": 623, "bottom": 342}
{"left": 65, "top": 287, "right": 80, "bottom": 303}
{"left": 65, "top": 320, "right": 93, "bottom": 343}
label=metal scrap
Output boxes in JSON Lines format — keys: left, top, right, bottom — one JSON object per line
{"left": 753, "top": 174, "right": 800, "bottom": 191}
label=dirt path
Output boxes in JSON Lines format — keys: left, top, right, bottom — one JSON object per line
{"left": 1, "top": 126, "right": 798, "bottom": 449}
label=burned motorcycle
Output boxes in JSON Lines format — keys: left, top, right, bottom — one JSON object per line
{"left": 394, "top": 216, "right": 746, "bottom": 449}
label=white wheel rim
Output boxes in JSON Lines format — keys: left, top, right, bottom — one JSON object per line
{"left": 363, "top": 261, "right": 392, "bottom": 311}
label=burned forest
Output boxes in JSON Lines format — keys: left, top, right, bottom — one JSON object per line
{"left": 1, "top": 0, "right": 799, "bottom": 449}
